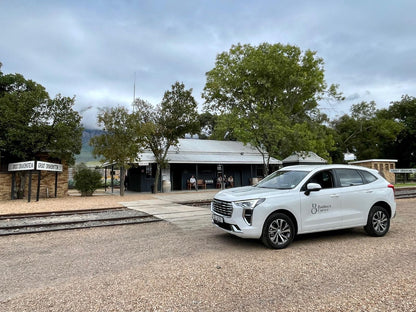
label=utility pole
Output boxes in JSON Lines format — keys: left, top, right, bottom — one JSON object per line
{"left": 132, "top": 71, "right": 136, "bottom": 112}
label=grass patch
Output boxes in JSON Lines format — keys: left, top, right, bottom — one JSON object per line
{"left": 395, "top": 183, "right": 416, "bottom": 188}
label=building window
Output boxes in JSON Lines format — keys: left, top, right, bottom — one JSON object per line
{"left": 374, "top": 164, "right": 378, "bottom": 170}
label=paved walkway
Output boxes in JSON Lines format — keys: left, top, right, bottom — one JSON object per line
{"left": 120, "top": 190, "right": 219, "bottom": 231}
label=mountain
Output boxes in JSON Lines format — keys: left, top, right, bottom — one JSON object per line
{"left": 75, "top": 129, "right": 104, "bottom": 164}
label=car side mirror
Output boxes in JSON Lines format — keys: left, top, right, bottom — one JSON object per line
{"left": 305, "top": 183, "right": 322, "bottom": 196}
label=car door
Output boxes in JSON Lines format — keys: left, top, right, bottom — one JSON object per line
{"left": 334, "top": 168, "right": 376, "bottom": 227}
{"left": 300, "top": 170, "right": 343, "bottom": 233}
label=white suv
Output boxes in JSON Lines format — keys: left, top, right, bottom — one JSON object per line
{"left": 211, "top": 164, "right": 396, "bottom": 249}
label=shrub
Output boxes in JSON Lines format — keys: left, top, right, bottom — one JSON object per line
{"left": 73, "top": 163, "right": 102, "bottom": 196}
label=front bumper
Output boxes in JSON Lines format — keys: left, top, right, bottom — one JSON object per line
{"left": 211, "top": 201, "right": 263, "bottom": 239}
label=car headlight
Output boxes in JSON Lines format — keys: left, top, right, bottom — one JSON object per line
{"left": 233, "top": 199, "right": 265, "bottom": 226}
{"left": 233, "top": 198, "right": 265, "bottom": 209}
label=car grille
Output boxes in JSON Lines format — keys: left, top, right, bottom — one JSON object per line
{"left": 212, "top": 199, "right": 233, "bottom": 217}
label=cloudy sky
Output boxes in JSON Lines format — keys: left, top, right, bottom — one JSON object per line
{"left": 1, "top": 0, "right": 415, "bottom": 128}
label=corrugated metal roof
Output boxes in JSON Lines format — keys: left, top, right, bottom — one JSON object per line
{"left": 349, "top": 159, "right": 398, "bottom": 164}
{"left": 282, "top": 151, "right": 327, "bottom": 164}
{"left": 136, "top": 139, "right": 281, "bottom": 165}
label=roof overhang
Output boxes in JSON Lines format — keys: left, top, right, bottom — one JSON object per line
{"left": 135, "top": 139, "right": 281, "bottom": 165}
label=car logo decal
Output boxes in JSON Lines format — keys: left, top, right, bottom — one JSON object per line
{"left": 311, "top": 203, "right": 331, "bottom": 214}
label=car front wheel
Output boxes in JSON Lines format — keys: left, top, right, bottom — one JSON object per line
{"left": 262, "top": 212, "right": 295, "bottom": 249}
{"left": 364, "top": 205, "right": 390, "bottom": 237}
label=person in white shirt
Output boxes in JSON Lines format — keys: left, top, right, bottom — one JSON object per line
{"left": 189, "top": 175, "right": 197, "bottom": 190}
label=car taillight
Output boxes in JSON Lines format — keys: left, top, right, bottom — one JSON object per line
{"left": 388, "top": 184, "right": 395, "bottom": 194}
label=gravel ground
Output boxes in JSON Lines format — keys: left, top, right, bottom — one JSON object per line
{"left": 0, "top": 197, "right": 415, "bottom": 311}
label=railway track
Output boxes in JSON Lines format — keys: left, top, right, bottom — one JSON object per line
{"left": 0, "top": 191, "right": 412, "bottom": 237}
{"left": 395, "top": 187, "right": 416, "bottom": 199}
{"left": 176, "top": 200, "right": 212, "bottom": 207}
{"left": 0, "top": 207, "right": 161, "bottom": 236}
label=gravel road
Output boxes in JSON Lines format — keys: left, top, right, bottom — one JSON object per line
{"left": 0, "top": 197, "right": 415, "bottom": 311}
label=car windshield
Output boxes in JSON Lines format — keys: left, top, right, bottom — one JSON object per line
{"left": 256, "top": 170, "right": 310, "bottom": 189}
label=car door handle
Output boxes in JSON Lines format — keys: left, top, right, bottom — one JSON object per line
{"left": 365, "top": 190, "right": 373, "bottom": 193}
{"left": 330, "top": 194, "right": 339, "bottom": 198}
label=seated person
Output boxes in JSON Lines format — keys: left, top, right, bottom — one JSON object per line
{"left": 227, "top": 176, "right": 234, "bottom": 188}
{"left": 216, "top": 175, "right": 223, "bottom": 188}
{"left": 189, "top": 175, "right": 197, "bottom": 190}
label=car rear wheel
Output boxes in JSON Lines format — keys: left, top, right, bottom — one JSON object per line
{"left": 262, "top": 212, "right": 295, "bottom": 249}
{"left": 364, "top": 205, "right": 390, "bottom": 237}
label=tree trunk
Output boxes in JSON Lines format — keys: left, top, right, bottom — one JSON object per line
{"left": 262, "top": 153, "right": 270, "bottom": 177}
{"left": 16, "top": 172, "right": 27, "bottom": 199}
{"left": 154, "top": 163, "right": 161, "bottom": 193}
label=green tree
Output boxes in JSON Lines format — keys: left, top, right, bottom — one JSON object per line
{"left": 202, "top": 43, "right": 342, "bottom": 174}
{"left": 134, "top": 82, "right": 199, "bottom": 193}
{"left": 73, "top": 163, "right": 102, "bottom": 196}
{"left": 331, "top": 101, "right": 402, "bottom": 160}
{"left": 0, "top": 63, "right": 83, "bottom": 198}
{"left": 383, "top": 95, "right": 416, "bottom": 167}
{"left": 45, "top": 95, "right": 84, "bottom": 164}
{"left": 0, "top": 67, "right": 49, "bottom": 161}
{"left": 90, "top": 106, "right": 144, "bottom": 196}
{"left": 197, "top": 112, "right": 218, "bottom": 139}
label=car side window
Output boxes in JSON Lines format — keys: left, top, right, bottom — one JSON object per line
{"left": 336, "top": 169, "right": 364, "bottom": 187}
{"left": 306, "top": 170, "right": 334, "bottom": 189}
{"left": 360, "top": 170, "right": 378, "bottom": 183}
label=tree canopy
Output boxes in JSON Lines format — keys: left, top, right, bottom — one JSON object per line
{"left": 330, "top": 101, "right": 403, "bottom": 161}
{"left": 134, "top": 81, "right": 199, "bottom": 192}
{"left": 90, "top": 81, "right": 199, "bottom": 195}
{"left": 197, "top": 112, "right": 218, "bottom": 139}
{"left": 203, "top": 43, "right": 342, "bottom": 174}
{"left": 0, "top": 63, "right": 83, "bottom": 165}
{"left": 90, "top": 105, "right": 144, "bottom": 196}
{"left": 383, "top": 95, "right": 416, "bottom": 167}
{"left": 0, "top": 62, "right": 83, "bottom": 199}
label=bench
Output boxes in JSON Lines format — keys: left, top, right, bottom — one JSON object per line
{"left": 187, "top": 179, "right": 196, "bottom": 190}
{"left": 197, "top": 179, "right": 206, "bottom": 189}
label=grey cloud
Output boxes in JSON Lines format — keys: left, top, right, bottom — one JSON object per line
{"left": 1, "top": 0, "right": 416, "bottom": 128}
{"left": 346, "top": 93, "right": 361, "bottom": 101}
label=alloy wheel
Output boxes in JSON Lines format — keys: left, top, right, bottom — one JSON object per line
{"left": 268, "top": 218, "right": 291, "bottom": 246}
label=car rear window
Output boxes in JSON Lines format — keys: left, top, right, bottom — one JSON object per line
{"left": 360, "top": 170, "right": 378, "bottom": 183}
{"left": 336, "top": 169, "right": 364, "bottom": 187}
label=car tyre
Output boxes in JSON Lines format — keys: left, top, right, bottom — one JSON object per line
{"left": 364, "top": 205, "right": 390, "bottom": 237}
{"left": 262, "top": 212, "right": 295, "bottom": 249}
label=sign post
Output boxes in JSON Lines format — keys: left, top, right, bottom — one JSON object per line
{"left": 37, "top": 171, "right": 41, "bottom": 201}
{"left": 8, "top": 160, "right": 63, "bottom": 202}
{"left": 8, "top": 161, "right": 35, "bottom": 172}
{"left": 28, "top": 171, "right": 32, "bottom": 202}
{"left": 390, "top": 169, "right": 416, "bottom": 174}
{"left": 390, "top": 168, "right": 416, "bottom": 184}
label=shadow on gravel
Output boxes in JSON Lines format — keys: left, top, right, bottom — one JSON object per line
{"left": 212, "top": 228, "right": 371, "bottom": 250}
{"left": 294, "top": 228, "right": 363, "bottom": 243}
{"left": 212, "top": 232, "right": 265, "bottom": 250}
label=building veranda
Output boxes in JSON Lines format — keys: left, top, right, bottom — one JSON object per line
{"left": 124, "top": 139, "right": 281, "bottom": 193}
